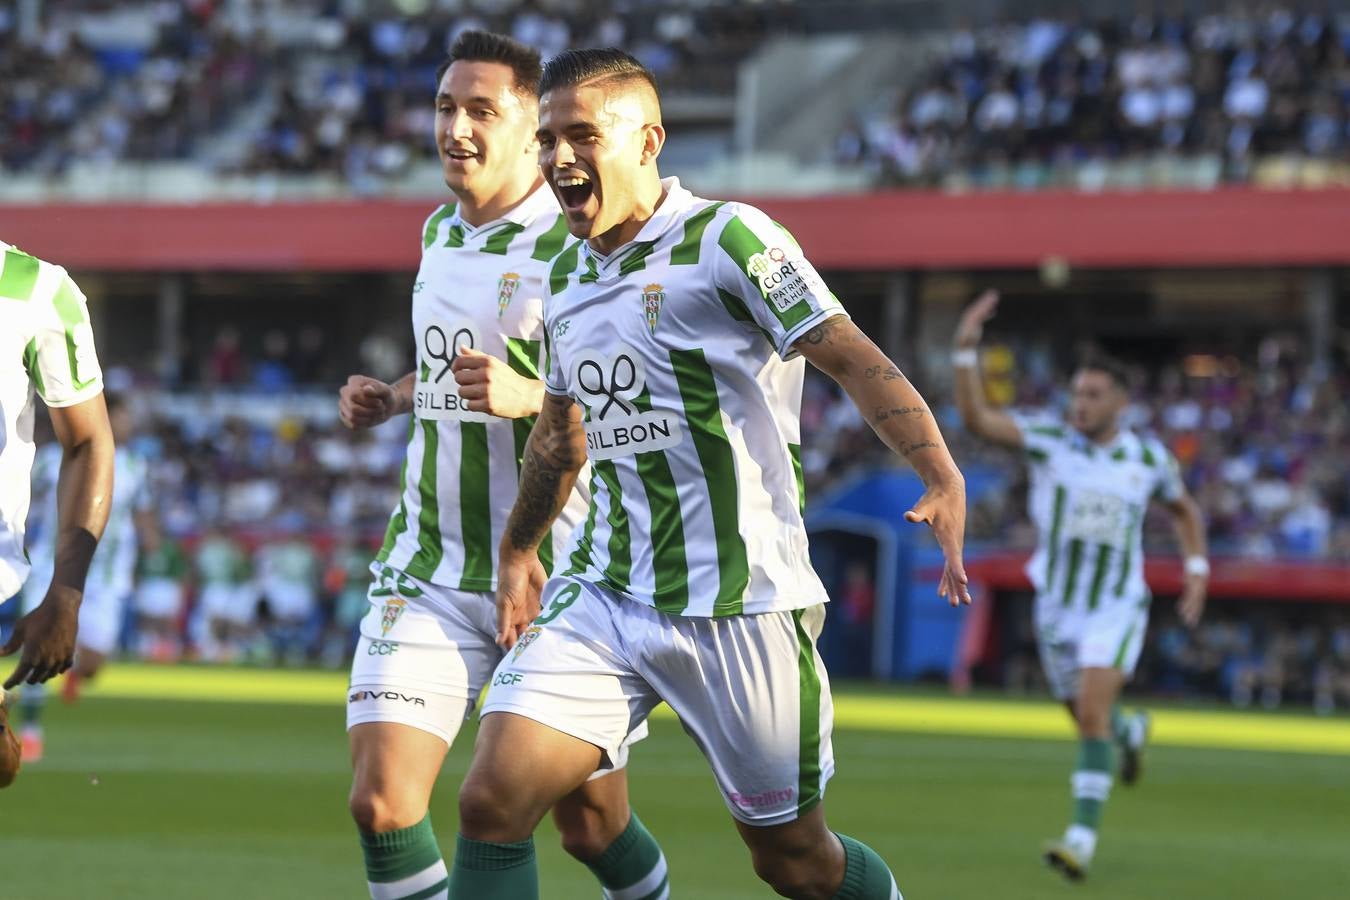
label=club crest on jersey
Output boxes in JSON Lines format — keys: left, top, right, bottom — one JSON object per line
{"left": 497, "top": 272, "right": 521, "bottom": 318}
{"left": 513, "top": 625, "right": 542, "bottom": 660}
{"left": 642, "top": 283, "right": 665, "bottom": 334}
{"left": 380, "top": 597, "right": 407, "bottom": 636}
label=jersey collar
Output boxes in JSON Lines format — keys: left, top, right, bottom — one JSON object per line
{"left": 450, "top": 181, "right": 558, "bottom": 234}
{"left": 583, "top": 176, "right": 696, "bottom": 271}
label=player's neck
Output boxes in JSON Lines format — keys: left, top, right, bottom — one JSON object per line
{"left": 455, "top": 174, "right": 545, "bottom": 228}
{"left": 588, "top": 178, "right": 668, "bottom": 257}
{"left": 1083, "top": 423, "right": 1121, "bottom": 446}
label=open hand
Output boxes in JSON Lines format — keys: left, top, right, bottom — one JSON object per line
{"left": 954, "top": 290, "right": 1000, "bottom": 350}
{"left": 2, "top": 590, "right": 80, "bottom": 689}
{"left": 904, "top": 480, "right": 972, "bottom": 606}
{"left": 496, "top": 552, "right": 546, "bottom": 649}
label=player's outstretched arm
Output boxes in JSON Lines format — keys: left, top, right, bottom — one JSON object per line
{"left": 338, "top": 372, "right": 414, "bottom": 429}
{"left": 2, "top": 393, "right": 114, "bottom": 688}
{"left": 451, "top": 347, "right": 545, "bottom": 419}
{"left": 952, "top": 290, "right": 1023, "bottom": 448}
{"left": 796, "top": 314, "right": 971, "bottom": 605}
{"left": 496, "top": 392, "right": 587, "bottom": 648}
{"left": 1161, "top": 491, "right": 1209, "bottom": 628}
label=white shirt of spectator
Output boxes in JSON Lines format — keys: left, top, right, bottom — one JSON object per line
{"left": 1012, "top": 414, "right": 1186, "bottom": 610}
{"left": 0, "top": 242, "right": 105, "bottom": 598}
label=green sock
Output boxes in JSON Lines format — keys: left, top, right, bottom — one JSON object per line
{"left": 1071, "top": 738, "right": 1115, "bottom": 829}
{"left": 447, "top": 834, "right": 537, "bottom": 900}
{"left": 585, "top": 813, "right": 669, "bottom": 899}
{"left": 1110, "top": 705, "right": 1128, "bottom": 745}
{"left": 832, "top": 833, "right": 902, "bottom": 900}
{"left": 359, "top": 814, "right": 447, "bottom": 899}
{"left": 20, "top": 683, "right": 44, "bottom": 728}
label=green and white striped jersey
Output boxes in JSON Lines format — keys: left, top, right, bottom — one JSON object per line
{"left": 1013, "top": 414, "right": 1185, "bottom": 609}
{"left": 0, "top": 242, "right": 104, "bottom": 597}
{"left": 543, "top": 178, "right": 848, "bottom": 617}
{"left": 376, "top": 185, "right": 588, "bottom": 590}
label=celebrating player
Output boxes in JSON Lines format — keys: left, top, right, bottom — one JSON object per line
{"left": 952, "top": 289, "right": 1209, "bottom": 880}
{"left": 448, "top": 49, "right": 969, "bottom": 900}
{"left": 0, "top": 241, "right": 115, "bottom": 786}
{"left": 338, "top": 33, "right": 669, "bottom": 900}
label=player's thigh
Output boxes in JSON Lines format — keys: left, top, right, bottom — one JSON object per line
{"left": 644, "top": 603, "right": 835, "bottom": 828}
{"left": 1034, "top": 596, "right": 1081, "bottom": 701}
{"left": 348, "top": 721, "right": 451, "bottom": 825}
{"left": 75, "top": 588, "right": 125, "bottom": 660}
{"left": 480, "top": 578, "right": 657, "bottom": 778}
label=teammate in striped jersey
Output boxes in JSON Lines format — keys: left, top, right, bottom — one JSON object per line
{"left": 338, "top": 33, "right": 668, "bottom": 900}
{"left": 449, "top": 50, "right": 969, "bottom": 900}
{"left": 952, "top": 290, "right": 1209, "bottom": 880}
{"left": 0, "top": 242, "right": 115, "bottom": 787}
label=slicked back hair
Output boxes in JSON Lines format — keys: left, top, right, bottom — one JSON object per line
{"left": 539, "top": 47, "right": 660, "bottom": 100}
{"left": 436, "top": 30, "right": 542, "bottom": 98}
{"left": 1076, "top": 352, "right": 1131, "bottom": 390}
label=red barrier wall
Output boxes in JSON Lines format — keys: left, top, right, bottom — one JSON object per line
{"left": 4, "top": 188, "right": 1348, "bottom": 272}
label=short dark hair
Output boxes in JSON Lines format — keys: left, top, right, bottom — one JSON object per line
{"left": 435, "top": 31, "right": 542, "bottom": 97}
{"left": 539, "top": 48, "right": 659, "bottom": 99}
{"left": 1075, "top": 352, "right": 1131, "bottom": 389}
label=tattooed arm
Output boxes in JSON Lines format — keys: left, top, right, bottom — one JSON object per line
{"left": 495, "top": 392, "right": 587, "bottom": 647}
{"left": 794, "top": 314, "right": 970, "bottom": 604}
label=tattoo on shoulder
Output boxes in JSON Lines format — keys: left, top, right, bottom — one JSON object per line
{"left": 798, "top": 315, "right": 850, "bottom": 346}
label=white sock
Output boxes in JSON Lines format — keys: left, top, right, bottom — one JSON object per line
{"left": 1064, "top": 824, "right": 1098, "bottom": 860}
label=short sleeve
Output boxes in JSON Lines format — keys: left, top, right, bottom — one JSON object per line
{"left": 542, "top": 325, "right": 568, "bottom": 396}
{"left": 1153, "top": 443, "right": 1186, "bottom": 503}
{"left": 1007, "top": 411, "right": 1066, "bottom": 462}
{"left": 712, "top": 204, "right": 847, "bottom": 360}
{"left": 27, "top": 267, "right": 104, "bottom": 408}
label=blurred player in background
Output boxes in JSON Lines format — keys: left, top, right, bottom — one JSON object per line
{"left": 336, "top": 32, "right": 669, "bottom": 900}
{"left": 194, "top": 525, "right": 258, "bottom": 662}
{"left": 0, "top": 241, "right": 115, "bottom": 786}
{"left": 255, "top": 527, "right": 322, "bottom": 665}
{"left": 452, "top": 48, "right": 968, "bottom": 900}
{"left": 952, "top": 289, "right": 1209, "bottom": 881}
{"left": 132, "top": 521, "right": 188, "bottom": 662}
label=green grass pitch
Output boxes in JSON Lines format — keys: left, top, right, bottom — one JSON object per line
{"left": 2, "top": 665, "right": 1347, "bottom": 899}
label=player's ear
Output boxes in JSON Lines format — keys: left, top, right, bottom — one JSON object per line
{"left": 640, "top": 122, "right": 665, "bottom": 165}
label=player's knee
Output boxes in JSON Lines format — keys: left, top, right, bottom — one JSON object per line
{"left": 348, "top": 785, "right": 423, "bottom": 834}
{"left": 458, "top": 772, "right": 528, "bottom": 840}
{"left": 747, "top": 837, "right": 833, "bottom": 898}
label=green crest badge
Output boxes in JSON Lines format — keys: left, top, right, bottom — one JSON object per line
{"left": 512, "top": 625, "right": 542, "bottom": 660}
{"left": 380, "top": 597, "right": 407, "bottom": 636}
{"left": 497, "top": 272, "right": 521, "bottom": 318}
{"left": 642, "top": 283, "right": 665, "bottom": 334}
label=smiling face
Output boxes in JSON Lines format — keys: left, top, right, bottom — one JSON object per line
{"left": 434, "top": 59, "right": 539, "bottom": 212}
{"left": 536, "top": 79, "right": 664, "bottom": 251}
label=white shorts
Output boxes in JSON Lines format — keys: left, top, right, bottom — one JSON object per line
{"left": 346, "top": 565, "right": 646, "bottom": 767}
{"left": 77, "top": 583, "right": 130, "bottom": 656}
{"left": 1035, "top": 594, "right": 1149, "bottom": 700}
{"left": 482, "top": 576, "right": 836, "bottom": 827}
{"left": 199, "top": 583, "right": 259, "bottom": 626}
{"left": 134, "top": 578, "right": 182, "bottom": 618}
{"left": 262, "top": 583, "right": 316, "bottom": 622}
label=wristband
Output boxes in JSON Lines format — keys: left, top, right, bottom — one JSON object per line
{"left": 1183, "top": 556, "right": 1210, "bottom": 578}
{"left": 952, "top": 348, "right": 978, "bottom": 369}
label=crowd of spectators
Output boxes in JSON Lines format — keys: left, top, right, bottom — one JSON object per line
{"left": 838, "top": 6, "right": 1350, "bottom": 188}
{"left": 0, "top": 0, "right": 793, "bottom": 192}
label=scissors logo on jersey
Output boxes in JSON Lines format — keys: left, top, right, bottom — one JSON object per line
{"left": 414, "top": 322, "right": 490, "bottom": 422}
{"left": 497, "top": 272, "right": 521, "bottom": 318}
{"left": 571, "top": 345, "right": 684, "bottom": 461}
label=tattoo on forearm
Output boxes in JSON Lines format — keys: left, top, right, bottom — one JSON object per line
{"left": 506, "top": 446, "right": 568, "bottom": 552}
{"left": 899, "top": 440, "right": 940, "bottom": 457}
{"left": 864, "top": 364, "right": 903, "bottom": 381}
{"left": 871, "top": 406, "right": 926, "bottom": 425}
